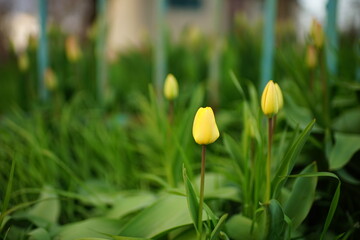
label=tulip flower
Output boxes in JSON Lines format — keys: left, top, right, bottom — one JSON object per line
{"left": 306, "top": 45, "right": 318, "bottom": 69}
{"left": 164, "top": 74, "right": 179, "bottom": 100}
{"left": 261, "top": 80, "right": 284, "bottom": 203}
{"left": 192, "top": 106, "right": 219, "bottom": 239}
{"left": 261, "top": 80, "right": 280, "bottom": 117}
{"left": 192, "top": 107, "right": 220, "bottom": 145}
{"left": 44, "top": 68, "right": 57, "bottom": 91}
{"left": 65, "top": 35, "right": 81, "bottom": 62}
{"left": 18, "top": 52, "right": 29, "bottom": 72}
{"left": 310, "top": 19, "right": 324, "bottom": 49}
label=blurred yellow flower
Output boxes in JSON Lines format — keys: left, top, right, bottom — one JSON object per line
{"left": 192, "top": 107, "right": 219, "bottom": 145}
{"left": 164, "top": 74, "right": 179, "bottom": 100}
{"left": 44, "top": 68, "right": 58, "bottom": 91}
{"left": 18, "top": 52, "right": 29, "bottom": 72}
{"left": 274, "top": 82, "right": 284, "bottom": 110}
{"left": 306, "top": 45, "right": 317, "bottom": 69}
{"left": 310, "top": 19, "right": 324, "bottom": 48}
{"left": 65, "top": 35, "right": 81, "bottom": 62}
{"left": 261, "top": 80, "right": 280, "bottom": 117}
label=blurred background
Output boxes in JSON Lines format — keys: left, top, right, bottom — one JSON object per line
{"left": 0, "top": 0, "right": 359, "bottom": 112}
{"left": 1, "top": 1, "right": 360, "bottom": 239}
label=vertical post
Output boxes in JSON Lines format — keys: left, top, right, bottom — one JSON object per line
{"left": 325, "top": 0, "right": 338, "bottom": 82}
{"left": 37, "top": 0, "right": 49, "bottom": 102}
{"left": 96, "top": 0, "right": 107, "bottom": 104}
{"left": 208, "top": 0, "right": 223, "bottom": 109}
{"left": 260, "top": 0, "right": 277, "bottom": 91}
{"left": 356, "top": 41, "right": 360, "bottom": 83}
{"left": 154, "top": 0, "right": 167, "bottom": 99}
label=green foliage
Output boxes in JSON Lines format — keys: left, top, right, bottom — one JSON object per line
{"left": 1, "top": 11, "right": 359, "bottom": 240}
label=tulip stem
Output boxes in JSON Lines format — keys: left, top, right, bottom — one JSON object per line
{"left": 198, "top": 145, "right": 206, "bottom": 239}
{"left": 265, "top": 117, "right": 273, "bottom": 203}
{"left": 169, "top": 100, "right": 174, "bottom": 124}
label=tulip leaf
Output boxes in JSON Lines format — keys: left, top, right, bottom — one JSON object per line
{"left": 223, "top": 134, "right": 245, "bottom": 184}
{"left": 119, "top": 193, "right": 200, "bottom": 238}
{"left": 57, "top": 217, "right": 122, "bottom": 240}
{"left": 286, "top": 172, "right": 341, "bottom": 240}
{"left": 265, "top": 199, "right": 290, "bottom": 240}
{"left": 210, "top": 214, "right": 228, "bottom": 240}
{"left": 284, "top": 162, "right": 318, "bottom": 229}
{"left": 332, "top": 107, "right": 360, "bottom": 133}
{"left": 272, "top": 119, "right": 315, "bottom": 198}
{"left": 28, "top": 228, "right": 51, "bottom": 240}
{"left": 225, "top": 214, "right": 258, "bottom": 240}
{"left": 183, "top": 166, "right": 200, "bottom": 232}
{"left": 328, "top": 133, "right": 360, "bottom": 170}
{"left": 106, "top": 192, "right": 156, "bottom": 219}
{"left": 27, "top": 186, "right": 60, "bottom": 227}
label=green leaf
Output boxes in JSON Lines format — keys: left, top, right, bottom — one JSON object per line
{"left": 265, "top": 199, "right": 289, "bottom": 240}
{"left": 0, "top": 155, "right": 16, "bottom": 229}
{"left": 272, "top": 119, "right": 316, "bottom": 198}
{"left": 284, "top": 162, "right": 318, "bottom": 229}
{"left": 223, "top": 134, "right": 244, "bottom": 176}
{"left": 106, "top": 192, "right": 156, "bottom": 219}
{"left": 28, "top": 228, "right": 51, "bottom": 240}
{"left": 210, "top": 214, "right": 228, "bottom": 240}
{"left": 27, "top": 186, "right": 60, "bottom": 227}
{"left": 336, "top": 169, "right": 360, "bottom": 185}
{"left": 58, "top": 218, "right": 121, "bottom": 240}
{"left": 225, "top": 214, "right": 257, "bottom": 240}
{"left": 119, "top": 193, "right": 201, "bottom": 238}
{"left": 183, "top": 166, "right": 200, "bottom": 232}
{"left": 332, "top": 107, "right": 360, "bottom": 133}
{"left": 286, "top": 172, "right": 341, "bottom": 240}
{"left": 329, "top": 133, "right": 360, "bottom": 170}
{"left": 112, "top": 236, "right": 152, "bottom": 240}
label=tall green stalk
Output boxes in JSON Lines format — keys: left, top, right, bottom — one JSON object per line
{"left": 198, "top": 145, "right": 206, "bottom": 239}
{"left": 265, "top": 117, "right": 273, "bottom": 203}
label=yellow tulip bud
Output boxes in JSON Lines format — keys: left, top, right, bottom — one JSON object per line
{"left": 261, "top": 80, "right": 280, "bottom": 117}
{"left": 310, "top": 19, "right": 324, "bottom": 48}
{"left": 274, "top": 83, "right": 284, "bottom": 110}
{"left": 164, "top": 74, "right": 179, "bottom": 100}
{"left": 65, "top": 35, "right": 81, "bottom": 62}
{"left": 44, "top": 68, "right": 58, "bottom": 91}
{"left": 306, "top": 45, "right": 317, "bottom": 69}
{"left": 192, "top": 107, "right": 220, "bottom": 145}
{"left": 18, "top": 52, "right": 29, "bottom": 72}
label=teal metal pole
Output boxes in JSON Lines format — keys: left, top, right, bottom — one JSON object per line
{"left": 356, "top": 41, "right": 360, "bottom": 82}
{"left": 154, "top": 0, "right": 167, "bottom": 99}
{"left": 96, "top": 0, "right": 107, "bottom": 104}
{"left": 208, "top": 0, "right": 223, "bottom": 107}
{"left": 260, "top": 0, "right": 277, "bottom": 91}
{"left": 37, "top": 0, "right": 49, "bottom": 101}
{"left": 325, "top": 0, "right": 338, "bottom": 81}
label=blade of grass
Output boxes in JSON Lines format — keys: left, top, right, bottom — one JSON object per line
{"left": 0, "top": 155, "right": 16, "bottom": 229}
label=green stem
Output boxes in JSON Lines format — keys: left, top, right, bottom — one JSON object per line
{"left": 198, "top": 145, "right": 206, "bottom": 239}
{"left": 168, "top": 100, "right": 174, "bottom": 125}
{"left": 265, "top": 117, "right": 273, "bottom": 203}
{"left": 320, "top": 47, "right": 330, "bottom": 128}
